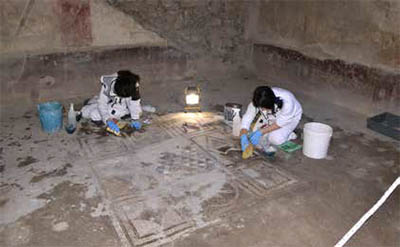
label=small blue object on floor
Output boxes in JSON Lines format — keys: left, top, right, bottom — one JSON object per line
{"left": 65, "top": 124, "right": 76, "bottom": 134}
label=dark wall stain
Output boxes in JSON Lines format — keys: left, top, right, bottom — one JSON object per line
{"left": 253, "top": 44, "right": 400, "bottom": 102}
{"left": 112, "top": 0, "right": 251, "bottom": 63}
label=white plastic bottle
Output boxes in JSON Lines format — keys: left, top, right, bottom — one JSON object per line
{"left": 66, "top": 103, "right": 77, "bottom": 134}
{"left": 232, "top": 108, "right": 241, "bottom": 137}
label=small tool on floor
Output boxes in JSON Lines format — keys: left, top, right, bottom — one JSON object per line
{"left": 278, "top": 141, "right": 302, "bottom": 153}
{"left": 106, "top": 119, "right": 121, "bottom": 136}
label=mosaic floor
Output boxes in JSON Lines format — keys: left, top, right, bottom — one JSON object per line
{"left": 75, "top": 112, "right": 298, "bottom": 247}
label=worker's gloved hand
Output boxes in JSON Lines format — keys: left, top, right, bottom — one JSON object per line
{"left": 106, "top": 120, "right": 120, "bottom": 133}
{"left": 240, "top": 134, "right": 250, "bottom": 152}
{"left": 249, "top": 130, "right": 262, "bottom": 145}
{"left": 130, "top": 121, "right": 142, "bottom": 130}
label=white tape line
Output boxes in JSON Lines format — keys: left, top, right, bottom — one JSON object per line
{"left": 335, "top": 177, "right": 400, "bottom": 247}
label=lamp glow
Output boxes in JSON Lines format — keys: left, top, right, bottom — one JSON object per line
{"left": 184, "top": 86, "right": 201, "bottom": 112}
{"left": 186, "top": 93, "right": 200, "bottom": 105}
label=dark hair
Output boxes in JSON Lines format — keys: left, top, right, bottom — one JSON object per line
{"left": 252, "top": 86, "right": 282, "bottom": 113}
{"left": 114, "top": 70, "right": 141, "bottom": 100}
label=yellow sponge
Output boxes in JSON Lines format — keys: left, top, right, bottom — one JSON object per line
{"left": 106, "top": 127, "right": 121, "bottom": 136}
{"left": 242, "top": 144, "right": 254, "bottom": 159}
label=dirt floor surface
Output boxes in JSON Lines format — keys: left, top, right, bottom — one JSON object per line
{"left": 0, "top": 65, "right": 399, "bottom": 247}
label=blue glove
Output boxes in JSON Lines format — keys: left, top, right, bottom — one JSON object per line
{"left": 240, "top": 134, "right": 250, "bottom": 152}
{"left": 107, "top": 120, "right": 120, "bottom": 133}
{"left": 249, "top": 130, "right": 262, "bottom": 145}
{"left": 130, "top": 121, "right": 142, "bottom": 130}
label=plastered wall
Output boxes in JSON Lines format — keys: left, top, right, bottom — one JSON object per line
{"left": 3, "top": 0, "right": 398, "bottom": 72}
{"left": 1, "top": 0, "right": 399, "bottom": 112}
{"left": 0, "top": 0, "right": 166, "bottom": 57}
{"left": 248, "top": 0, "right": 400, "bottom": 72}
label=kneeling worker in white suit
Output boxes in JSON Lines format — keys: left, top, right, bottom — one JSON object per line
{"left": 240, "top": 86, "right": 302, "bottom": 153}
{"left": 81, "top": 70, "right": 143, "bottom": 134}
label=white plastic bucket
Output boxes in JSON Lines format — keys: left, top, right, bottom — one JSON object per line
{"left": 303, "top": 122, "right": 333, "bottom": 159}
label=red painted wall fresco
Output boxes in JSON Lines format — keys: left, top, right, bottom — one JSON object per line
{"left": 53, "top": 0, "right": 92, "bottom": 47}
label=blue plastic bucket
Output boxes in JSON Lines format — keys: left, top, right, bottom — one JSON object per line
{"left": 37, "top": 101, "right": 63, "bottom": 133}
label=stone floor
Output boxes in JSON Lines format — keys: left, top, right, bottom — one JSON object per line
{"left": 1, "top": 105, "right": 399, "bottom": 247}
{"left": 0, "top": 60, "right": 399, "bottom": 247}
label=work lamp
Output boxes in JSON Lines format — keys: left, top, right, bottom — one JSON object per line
{"left": 184, "top": 86, "right": 201, "bottom": 112}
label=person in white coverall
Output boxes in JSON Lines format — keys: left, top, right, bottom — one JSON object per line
{"left": 81, "top": 70, "right": 143, "bottom": 133}
{"left": 240, "top": 86, "right": 302, "bottom": 152}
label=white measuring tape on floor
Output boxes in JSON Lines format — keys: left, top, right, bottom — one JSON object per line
{"left": 335, "top": 177, "right": 400, "bottom": 247}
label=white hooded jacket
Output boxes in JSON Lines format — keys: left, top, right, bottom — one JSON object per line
{"left": 241, "top": 87, "right": 302, "bottom": 131}
{"left": 97, "top": 73, "right": 142, "bottom": 123}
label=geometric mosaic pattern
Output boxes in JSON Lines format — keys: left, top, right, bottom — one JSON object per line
{"left": 80, "top": 113, "right": 298, "bottom": 246}
{"left": 77, "top": 134, "right": 132, "bottom": 159}
{"left": 114, "top": 197, "right": 194, "bottom": 247}
{"left": 233, "top": 160, "right": 298, "bottom": 198}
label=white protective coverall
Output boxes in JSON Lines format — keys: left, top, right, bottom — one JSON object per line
{"left": 81, "top": 73, "right": 142, "bottom": 123}
{"left": 241, "top": 87, "right": 302, "bottom": 146}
